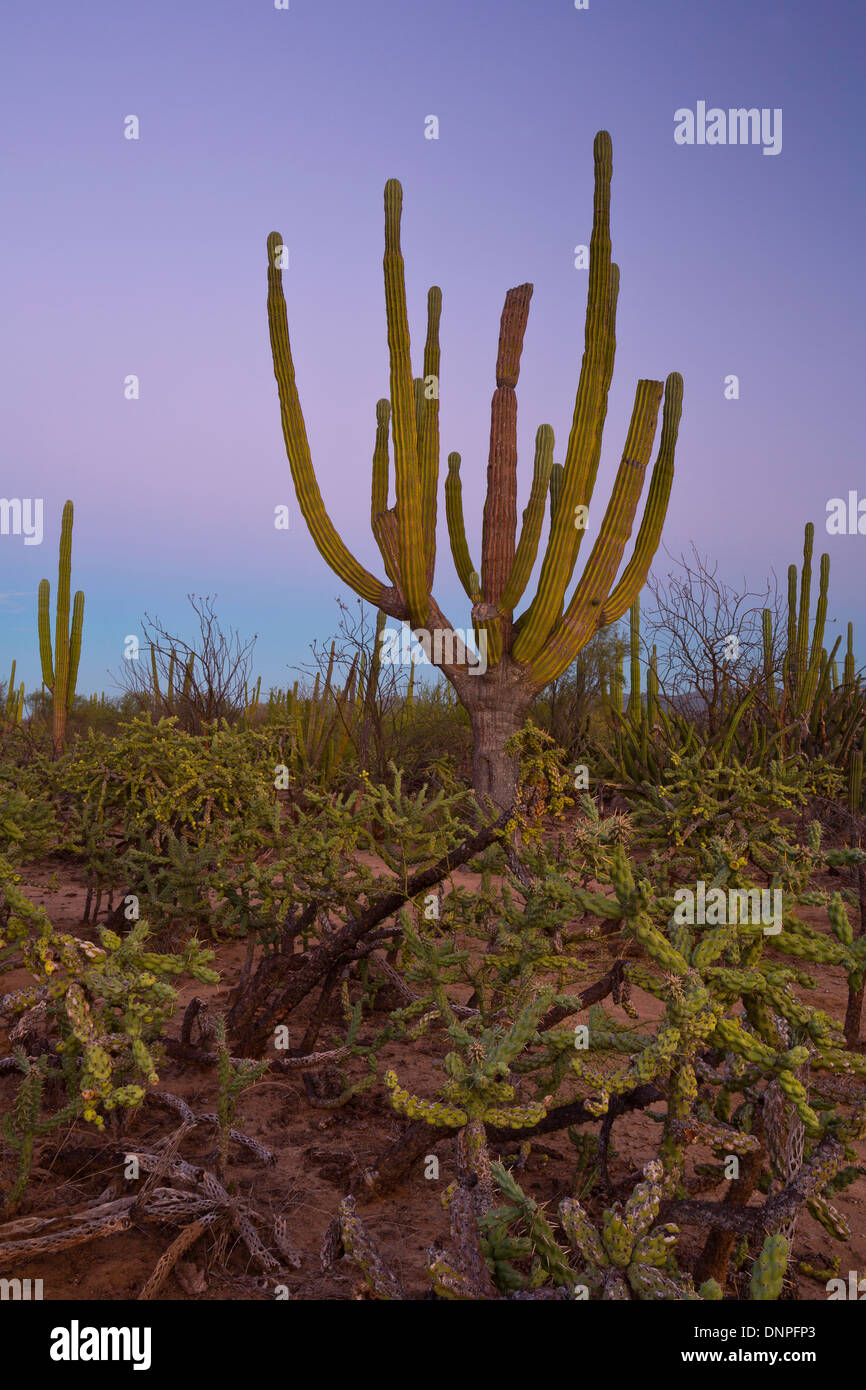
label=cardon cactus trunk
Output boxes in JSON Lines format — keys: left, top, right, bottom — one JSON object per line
{"left": 37, "top": 500, "right": 84, "bottom": 757}
{"left": 265, "top": 131, "right": 683, "bottom": 808}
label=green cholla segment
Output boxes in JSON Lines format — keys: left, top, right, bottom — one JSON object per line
{"left": 749, "top": 1234, "right": 789, "bottom": 1300}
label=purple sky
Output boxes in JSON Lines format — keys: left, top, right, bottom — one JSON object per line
{"left": 2, "top": 0, "right": 864, "bottom": 697}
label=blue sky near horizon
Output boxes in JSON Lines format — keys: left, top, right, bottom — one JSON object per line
{"left": 1, "top": 0, "right": 865, "bottom": 697}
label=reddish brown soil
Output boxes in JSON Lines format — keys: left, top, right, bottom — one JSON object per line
{"left": 2, "top": 851, "right": 865, "bottom": 1302}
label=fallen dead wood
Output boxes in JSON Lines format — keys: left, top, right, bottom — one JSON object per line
{"left": 226, "top": 806, "right": 510, "bottom": 1053}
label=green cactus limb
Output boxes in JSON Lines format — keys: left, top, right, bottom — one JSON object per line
{"left": 612, "top": 637, "right": 625, "bottom": 715}
{"left": 548, "top": 460, "right": 564, "bottom": 528}
{"left": 511, "top": 132, "right": 616, "bottom": 663}
{"left": 37, "top": 499, "right": 84, "bottom": 756}
{"left": 445, "top": 453, "right": 478, "bottom": 598}
{"left": 370, "top": 398, "right": 402, "bottom": 587}
{"left": 498, "top": 424, "right": 555, "bottom": 614}
{"left": 37, "top": 585, "right": 54, "bottom": 689}
{"left": 266, "top": 231, "right": 393, "bottom": 610}
{"left": 420, "top": 287, "right": 442, "bottom": 586}
{"left": 383, "top": 180, "right": 429, "bottom": 627}
{"left": 844, "top": 622, "right": 855, "bottom": 686}
{"left": 528, "top": 378, "right": 664, "bottom": 683}
{"left": 598, "top": 371, "right": 683, "bottom": 626}
{"left": 795, "top": 523, "right": 814, "bottom": 692}
{"left": 150, "top": 645, "right": 161, "bottom": 706}
{"left": 849, "top": 747, "right": 863, "bottom": 815}
{"left": 749, "top": 1233, "right": 789, "bottom": 1300}
{"left": 627, "top": 597, "right": 641, "bottom": 722}
{"left": 762, "top": 608, "right": 776, "bottom": 708}
{"left": 647, "top": 645, "right": 658, "bottom": 726}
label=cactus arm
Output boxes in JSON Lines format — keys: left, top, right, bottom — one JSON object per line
{"left": 598, "top": 371, "right": 683, "bottom": 625}
{"left": 383, "top": 180, "right": 428, "bottom": 627}
{"left": 266, "top": 231, "right": 393, "bottom": 610}
{"left": 528, "top": 377, "right": 663, "bottom": 684}
{"left": 512, "top": 132, "right": 615, "bottom": 664}
{"left": 784, "top": 564, "right": 797, "bottom": 690}
{"left": 627, "top": 598, "right": 641, "bottom": 722}
{"left": 370, "top": 399, "right": 402, "bottom": 588}
{"left": 181, "top": 653, "right": 194, "bottom": 702}
{"left": 66, "top": 590, "right": 84, "bottom": 707}
{"left": 647, "top": 645, "right": 658, "bottom": 725}
{"left": 445, "top": 453, "right": 477, "bottom": 598}
{"left": 613, "top": 636, "right": 625, "bottom": 715}
{"left": 481, "top": 283, "right": 534, "bottom": 616}
{"left": 844, "top": 622, "right": 855, "bottom": 686}
{"left": 807, "top": 551, "right": 829, "bottom": 676}
{"left": 419, "top": 287, "right": 442, "bottom": 587}
{"left": 150, "top": 645, "right": 161, "bottom": 705}
{"left": 371, "top": 398, "right": 391, "bottom": 524}
{"left": 51, "top": 501, "right": 73, "bottom": 750}
{"left": 498, "top": 424, "right": 554, "bottom": 614}
{"left": 795, "top": 523, "right": 814, "bottom": 691}
{"left": 37, "top": 579, "right": 54, "bottom": 689}
{"left": 548, "top": 461, "right": 564, "bottom": 529}
{"left": 413, "top": 377, "right": 426, "bottom": 461}
{"left": 762, "top": 609, "right": 776, "bottom": 709}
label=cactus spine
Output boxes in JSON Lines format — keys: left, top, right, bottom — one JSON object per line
{"left": 265, "top": 131, "right": 683, "bottom": 806}
{"left": 37, "top": 500, "right": 84, "bottom": 756}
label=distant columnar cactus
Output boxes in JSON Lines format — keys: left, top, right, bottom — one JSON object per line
{"left": 38, "top": 500, "right": 84, "bottom": 757}
{"left": 265, "top": 131, "right": 684, "bottom": 807}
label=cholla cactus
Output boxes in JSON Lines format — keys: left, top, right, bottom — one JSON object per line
{"left": 482, "top": 1159, "right": 719, "bottom": 1300}
{"left": 0, "top": 858, "right": 219, "bottom": 1133}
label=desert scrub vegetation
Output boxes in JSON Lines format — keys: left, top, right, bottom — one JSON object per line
{"left": 2, "top": 687, "right": 866, "bottom": 1300}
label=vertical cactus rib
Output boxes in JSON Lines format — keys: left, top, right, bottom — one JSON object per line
{"left": 383, "top": 180, "right": 428, "bottom": 627}
{"left": 266, "top": 231, "right": 390, "bottom": 609}
{"left": 598, "top": 371, "right": 683, "bottom": 625}
{"left": 498, "top": 424, "right": 555, "bottom": 613}
{"left": 445, "top": 453, "right": 478, "bottom": 598}
{"left": 529, "top": 377, "right": 663, "bottom": 684}
{"left": 420, "top": 286, "right": 442, "bottom": 586}
{"left": 512, "top": 132, "right": 615, "bottom": 664}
